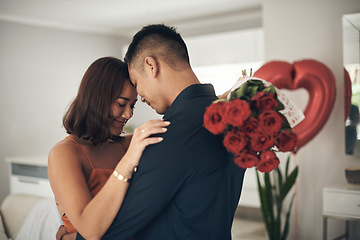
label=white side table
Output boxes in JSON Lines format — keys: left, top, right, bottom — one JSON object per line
{"left": 5, "top": 155, "right": 54, "bottom": 198}
{"left": 323, "top": 185, "right": 360, "bottom": 240}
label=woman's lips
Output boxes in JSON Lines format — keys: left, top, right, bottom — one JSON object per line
{"left": 114, "top": 119, "right": 126, "bottom": 126}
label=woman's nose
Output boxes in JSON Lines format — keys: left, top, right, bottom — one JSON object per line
{"left": 141, "top": 97, "right": 146, "bottom": 103}
{"left": 122, "top": 106, "right": 133, "bottom": 119}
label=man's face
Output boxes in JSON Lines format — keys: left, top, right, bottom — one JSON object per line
{"left": 128, "top": 66, "right": 168, "bottom": 114}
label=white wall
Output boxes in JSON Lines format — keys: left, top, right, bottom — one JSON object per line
{"left": 0, "top": 20, "right": 129, "bottom": 203}
{"left": 343, "top": 13, "right": 360, "bottom": 66}
{"left": 263, "top": 0, "right": 360, "bottom": 239}
{"left": 186, "top": 28, "right": 264, "bottom": 67}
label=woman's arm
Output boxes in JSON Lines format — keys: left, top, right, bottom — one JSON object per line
{"left": 49, "top": 119, "right": 169, "bottom": 240}
{"left": 56, "top": 225, "right": 76, "bottom": 240}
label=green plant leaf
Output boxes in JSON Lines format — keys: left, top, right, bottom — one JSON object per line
{"left": 285, "top": 155, "right": 290, "bottom": 177}
{"left": 257, "top": 155, "right": 298, "bottom": 240}
{"left": 230, "top": 87, "right": 240, "bottom": 99}
{"left": 275, "top": 167, "right": 283, "bottom": 223}
{"left": 274, "top": 99, "right": 285, "bottom": 111}
{"left": 230, "top": 83, "right": 248, "bottom": 99}
{"left": 264, "top": 172, "right": 274, "bottom": 222}
{"left": 281, "top": 117, "right": 291, "bottom": 130}
{"left": 242, "top": 69, "right": 248, "bottom": 76}
{"left": 249, "top": 86, "right": 259, "bottom": 96}
{"left": 273, "top": 217, "right": 281, "bottom": 240}
{"left": 248, "top": 79, "right": 263, "bottom": 86}
{"left": 281, "top": 193, "right": 295, "bottom": 240}
{"left": 263, "top": 85, "right": 277, "bottom": 94}
{"left": 257, "top": 171, "right": 273, "bottom": 237}
{"left": 280, "top": 166, "right": 298, "bottom": 202}
{"left": 212, "top": 99, "right": 228, "bottom": 103}
{"left": 277, "top": 167, "right": 283, "bottom": 189}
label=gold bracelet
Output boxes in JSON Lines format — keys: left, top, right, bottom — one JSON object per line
{"left": 113, "top": 170, "right": 130, "bottom": 183}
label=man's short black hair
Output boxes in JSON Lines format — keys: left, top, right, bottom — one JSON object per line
{"left": 124, "top": 24, "right": 190, "bottom": 71}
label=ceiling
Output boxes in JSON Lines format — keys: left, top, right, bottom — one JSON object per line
{"left": 0, "top": 0, "right": 263, "bottom": 38}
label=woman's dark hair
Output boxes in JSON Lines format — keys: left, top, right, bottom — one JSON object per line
{"left": 63, "top": 57, "right": 129, "bottom": 144}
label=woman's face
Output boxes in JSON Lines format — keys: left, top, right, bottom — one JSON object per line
{"left": 109, "top": 80, "right": 138, "bottom": 136}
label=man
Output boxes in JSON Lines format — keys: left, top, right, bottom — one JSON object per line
{"left": 77, "top": 24, "right": 246, "bottom": 240}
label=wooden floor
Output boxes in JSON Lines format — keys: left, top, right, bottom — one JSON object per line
{"left": 231, "top": 217, "right": 266, "bottom": 240}
{"left": 231, "top": 206, "right": 266, "bottom": 240}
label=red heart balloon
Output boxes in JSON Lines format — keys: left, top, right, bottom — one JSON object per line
{"left": 344, "top": 68, "right": 351, "bottom": 120}
{"left": 253, "top": 59, "right": 336, "bottom": 150}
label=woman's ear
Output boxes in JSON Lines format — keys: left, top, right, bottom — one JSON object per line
{"left": 144, "top": 57, "right": 159, "bottom": 78}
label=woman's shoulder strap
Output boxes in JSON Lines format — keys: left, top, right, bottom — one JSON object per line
{"left": 65, "top": 136, "right": 94, "bottom": 170}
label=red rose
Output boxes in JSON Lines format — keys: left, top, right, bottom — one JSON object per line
{"left": 243, "top": 118, "right": 264, "bottom": 137}
{"left": 234, "top": 150, "right": 259, "bottom": 169}
{"left": 276, "top": 130, "right": 298, "bottom": 152}
{"left": 256, "top": 150, "right": 280, "bottom": 173}
{"left": 251, "top": 92, "right": 278, "bottom": 111}
{"left": 203, "top": 101, "right": 227, "bottom": 135}
{"left": 258, "top": 110, "right": 284, "bottom": 135}
{"left": 250, "top": 132, "right": 275, "bottom": 152}
{"left": 223, "top": 128, "right": 248, "bottom": 153}
{"left": 223, "top": 99, "right": 251, "bottom": 127}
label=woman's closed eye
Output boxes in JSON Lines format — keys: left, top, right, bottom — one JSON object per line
{"left": 117, "top": 102, "right": 136, "bottom": 109}
{"left": 117, "top": 102, "right": 126, "bottom": 108}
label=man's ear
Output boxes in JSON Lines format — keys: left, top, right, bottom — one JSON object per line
{"left": 144, "top": 57, "right": 159, "bottom": 78}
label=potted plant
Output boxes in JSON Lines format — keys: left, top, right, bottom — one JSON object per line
{"left": 256, "top": 155, "right": 298, "bottom": 240}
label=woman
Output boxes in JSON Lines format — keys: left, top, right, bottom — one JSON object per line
{"left": 48, "top": 57, "right": 169, "bottom": 240}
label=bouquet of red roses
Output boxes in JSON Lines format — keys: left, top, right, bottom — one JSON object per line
{"left": 203, "top": 77, "right": 299, "bottom": 173}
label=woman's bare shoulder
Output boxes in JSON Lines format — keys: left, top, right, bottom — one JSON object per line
{"left": 121, "top": 134, "right": 133, "bottom": 150}
{"left": 48, "top": 138, "right": 82, "bottom": 167}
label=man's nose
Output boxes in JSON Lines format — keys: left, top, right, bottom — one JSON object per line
{"left": 141, "top": 97, "right": 146, "bottom": 103}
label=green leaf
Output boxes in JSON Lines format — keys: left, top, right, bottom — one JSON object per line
{"left": 273, "top": 218, "right": 281, "bottom": 240}
{"left": 248, "top": 79, "right": 263, "bottom": 86}
{"left": 280, "top": 166, "right": 298, "bottom": 202}
{"left": 256, "top": 171, "right": 273, "bottom": 236}
{"left": 285, "top": 156, "right": 290, "bottom": 177}
{"left": 281, "top": 117, "right": 291, "bottom": 130}
{"left": 281, "top": 194, "right": 295, "bottom": 240}
{"left": 230, "top": 83, "right": 248, "bottom": 99}
{"left": 212, "top": 99, "right": 228, "bottom": 103}
{"left": 274, "top": 99, "right": 285, "bottom": 111}
{"left": 249, "top": 86, "right": 259, "bottom": 96}
{"left": 264, "top": 172, "right": 274, "bottom": 222}
{"left": 277, "top": 167, "right": 283, "bottom": 189}
{"left": 275, "top": 167, "right": 283, "bottom": 219}
{"left": 242, "top": 69, "right": 248, "bottom": 76}
{"left": 263, "top": 85, "right": 277, "bottom": 94}
{"left": 257, "top": 155, "right": 298, "bottom": 240}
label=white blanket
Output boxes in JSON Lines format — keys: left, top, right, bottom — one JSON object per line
{"left": 15, "top": 198, "right": 61, "bottom": 240}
